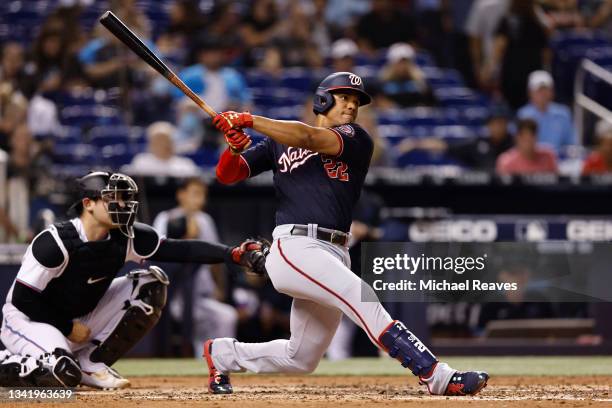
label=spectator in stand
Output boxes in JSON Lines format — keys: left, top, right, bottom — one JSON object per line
{"left": 268, "top": 2, "right": 324, "bottom": 68}
{"left": 441, "top": 0, "right": 479, "bottom": 86}
{"left": 156, "top": 0, "right": 206, "bottom": 65}
{"left": 517, "top": 70, "right": 576, "bottom": 154}
{"left": 0, "top": 43, "right": 29, "bottom": 151}
{"left": 240, "top": 0, "right": 284, "bottom": 67}
{"left": 582, "top": 120, "right": 612, "bottom": 175}
{"left": 0, "top": 43, "right": 28, "bottom": 97}
{"left": 169, "top": 37, "right": 251, "bottom": 112}
{"left": 126, "top": 121, "right": 199, "bottom": 177}
{"left": 330, "top": 39, "right": 359, "bottom": 73}
{"left": 29, "top": 27, "right": 76, "bottom": 95}
{"left": 355, "top": 0, "right": 417, "bottom": 53}
{"left": 483, "top": 0, "right": 549, "bottom": 110}
{"left": 204, "top": 3, "right": 243, "bottom": 61}
{"left": 111, "top": 0, "right": 152, "bottom": 38}
{"left": 465, "top": 0, "right": 510, "bottom": 90}
{"left": 158, "top": 36, "right": 251, "bottom": 148}
{"left": 581, "top": 0, "right": 612, "bottom": 30}
{"left": 39, "top": 4, "right": 87, "bottom": 55}
{"left": 496, "top": 119, "right": 558, "bottom": 174}
{"left": 377, "top": 43, "right": 435, "bottom": 108}
{"left": 540, "top": 0, "right": 585, "bottom": 31}
{"left": 412, "top": 0, "right": 474, "bottom": 71}
{"left": 399, "top": 105, "right": 514, "bottom": 172}
{"left": 325, "top": 0, "right": 371, "bottom": 36}
{"left": 79, "top": 3, "right": 151, "bottom": 89}
{"left": 153, "top": 177, "right": 237, "bottom": 358}
{"left": 6, "top": 125, "right": 38, "bottom": 241}
{"left": 309, "top": 0, "right": 333, "bottom": 57}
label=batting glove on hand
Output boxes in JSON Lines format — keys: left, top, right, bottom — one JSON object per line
{"left": 213, "top": 111, "right": 254, "bottom": 133}
{"left": 225, "top": 129, "right": 252, "bottom": 154}
{"left": 231, "top": 238, "right": 271, "bottom": 276}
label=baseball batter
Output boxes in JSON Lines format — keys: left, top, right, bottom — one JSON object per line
{"left": 0, "top": 172, "right": 268, "bottom": 389}
{"left": 205, "top": 72, "right": 489, "bottom": 396}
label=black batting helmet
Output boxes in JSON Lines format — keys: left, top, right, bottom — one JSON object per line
{"left": 312, "top": 71, "right": 371, "bottom": 115}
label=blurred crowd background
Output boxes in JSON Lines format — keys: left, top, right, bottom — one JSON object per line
{"left": 0, "top": 0, "right": 611, "bottom": 358}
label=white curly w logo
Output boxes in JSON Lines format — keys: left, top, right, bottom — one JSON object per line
{"left": 349, "top": 74, "right": 362, "bottom": 86}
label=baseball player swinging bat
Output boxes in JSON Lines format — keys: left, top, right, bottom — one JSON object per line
{"left": 99, "top": 11, "right": 217, "bottom": 118}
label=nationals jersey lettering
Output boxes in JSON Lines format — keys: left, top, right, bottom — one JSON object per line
{"left": 242, "top": 123, "right": 373, "bottom": 232}
{"left": 278, "top": 147, "right": 319, "bottom": 173}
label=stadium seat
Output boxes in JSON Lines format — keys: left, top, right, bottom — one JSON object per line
{"left": 185, "top": 148, "right": 220, "bottom": 167}
{"left": 280, "top": 68, "right": 314, "bottom": 92}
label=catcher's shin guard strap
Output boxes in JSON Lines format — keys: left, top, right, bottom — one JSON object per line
{"left": 379, "top": 320, "right": 438, "bottom": 376}
{"left": 90, "top": 270, "right": 168, "bottom": 366}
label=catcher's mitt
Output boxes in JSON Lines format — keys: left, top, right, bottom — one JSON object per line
{"left": 231, "top": 238, "right": 271, "bottom": 276}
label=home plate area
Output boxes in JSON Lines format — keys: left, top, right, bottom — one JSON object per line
{"left": 72, "top": 375, "right": 612, "bottom": 408}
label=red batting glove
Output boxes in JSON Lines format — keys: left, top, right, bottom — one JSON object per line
{"left": 213, "top": 111, "right": 254, "bottom": 133}
{"left": 225, "top": 129, "right": 252, "bottom": 154}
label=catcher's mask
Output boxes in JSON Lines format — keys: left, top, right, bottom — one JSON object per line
{"left": 75, "top": 172, "right": 139, "bottom": 238}
{"left": 101, "top": 173, "right": 139, "bottom": 238}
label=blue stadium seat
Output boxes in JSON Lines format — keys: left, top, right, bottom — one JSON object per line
{"left": 434, "top": 87, "right": 488, "bottom": 108}
{"left": 281, "top": 68, "right": 314, "bottom": 92}
{"left": 53, "top": 144, "right": 98, "bottom": 165}
{"left": 101, "top": 144, "right": 133, "bottom": 167}
{"left": 185, "top": 148, "right": 220, "bottom": 167}
{"left": 245, "top": 69, "right": 278, "bottom": 89}
{"left": 378, "top": 124, "right": 410, "bottom": 144}
{"left": 89, "top": 125, "right": 131, "bottom": 143}
{"left": 423, "top": 67, "right": 465, "bottom": 88}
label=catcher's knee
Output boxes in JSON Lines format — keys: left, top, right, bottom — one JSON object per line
{"left": 379, "top": 320, "right": 438, "bottom": 377}
{"left": 89, "top": 266, "right": 169, "bottom": 366}
{"left": 0, "top": 348, "right": 81, "bottom": 387}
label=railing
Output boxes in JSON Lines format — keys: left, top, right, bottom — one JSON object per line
{"left": 574, "top": 59, "right": 612, "bottom": 144}
{"left": 0, "top": 150, "right": 7, "bottom": 243}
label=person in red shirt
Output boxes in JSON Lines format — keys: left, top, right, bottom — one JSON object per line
{"left": 582, "top": 119, "right": 612, "bottom": 175}
{"left": 496, "top": 119, "right": 558, "bottom": 174}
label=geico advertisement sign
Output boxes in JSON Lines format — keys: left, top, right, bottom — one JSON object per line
{"left": 567, "top": 220, "right": 612, "bottom": 241}
{"left": 408, "top": 220, "right": 497, "bottom": 242}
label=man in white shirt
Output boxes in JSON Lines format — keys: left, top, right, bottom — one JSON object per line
{"left": 126, "top": 121, "right": 199, "bottom": 177}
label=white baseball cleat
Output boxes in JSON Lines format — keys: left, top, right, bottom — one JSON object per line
{"left": 80, "top": 366, "right": 130, "bottom": 390}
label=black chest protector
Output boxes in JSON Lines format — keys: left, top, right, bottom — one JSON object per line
{"left": 40, "top": 221, "right": 128, "bottom": 319}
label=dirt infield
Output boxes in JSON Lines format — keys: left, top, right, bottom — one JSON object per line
{"left": 11, "top": 375, "right": 611, "bottom": 408}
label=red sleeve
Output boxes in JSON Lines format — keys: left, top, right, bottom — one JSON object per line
{"left": 216, "top": 148, "right": 250, "bottom": 184}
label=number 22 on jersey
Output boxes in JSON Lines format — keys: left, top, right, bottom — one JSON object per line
{"left": 322, "top": 157, "right": 349, "bottom": 182}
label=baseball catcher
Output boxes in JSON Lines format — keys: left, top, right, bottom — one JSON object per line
{"left": 0, "top": 171, "right": 268, "bottom": 389}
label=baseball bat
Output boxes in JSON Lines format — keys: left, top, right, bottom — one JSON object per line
{"left": 99, "top": 11, "right": 217, "bottom": 118}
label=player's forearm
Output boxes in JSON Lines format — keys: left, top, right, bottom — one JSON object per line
{"left": 252, "top": 116, "right": 338, "bottom": 154}
{"left": 12, "top": 281, "right": 74, "bottom": 336}
{"left": 216, "top": 148, "right": 249, "bottom": 184}
{"left": 150, "top": 238, "right": 234, "bottom": 264}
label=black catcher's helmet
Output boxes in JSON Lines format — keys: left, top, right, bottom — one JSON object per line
{"left": 74, "top": 172, "right": 139, "bottom": 238}
{"left": 312, "top": 71, "right": 371, "bottom": 115}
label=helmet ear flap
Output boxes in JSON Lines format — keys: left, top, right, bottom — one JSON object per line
{"left": 312, "top": 89, "right": 335, "bottom": 115}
